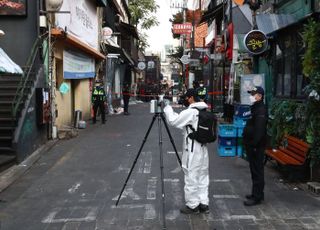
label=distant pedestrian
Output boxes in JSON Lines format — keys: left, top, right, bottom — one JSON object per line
{"left": 163, "top": 88, "right": 210, "bottom": 214}
{"left": 123, "top": 82, "right": 131, "bottom": 115}
{"left": 92, "top": 80, "right": 106, "bottom": 124}
{"left": 243, "top": 86, "right": 267, "bottom": 206}
{"left": 196, "top": 80, "right": 208, "bottom": 103}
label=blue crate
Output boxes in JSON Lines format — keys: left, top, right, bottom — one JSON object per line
{"left": 234, "top": 116, "right": 248, "bottom": 127}
{"left": 236, "top": 127, "right": 244, "bottom": 137}
{"left": 234, "top": 104, "right": 251, "bottom": 118}
{"left": 218, "top": 136, "right": 236, "bottom": 146}
{"left": 218, "top": 145, "right": 237, "bottom": 157}
{"left": 218, "top": 124, "right": 237, "bottom": 137}
{"left": 236, "top": 145, "right": 243, "bottom": 157}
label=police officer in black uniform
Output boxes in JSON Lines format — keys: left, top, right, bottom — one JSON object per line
{"left": 243, "top": 86, "right": 267, "bottom": 206}
{"left": 92, "top": 80, "right": 106, "bottom": 124}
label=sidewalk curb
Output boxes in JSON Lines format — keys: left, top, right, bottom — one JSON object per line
{"left": 0, "top": 140, "right": 58, "bottom": 193}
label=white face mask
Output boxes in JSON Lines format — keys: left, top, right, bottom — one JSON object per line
{"left": 249, "top": 95, "right": 257, "bottom": 104}
{"left": 199, "top": 84, "right": 204, "bottom": 87}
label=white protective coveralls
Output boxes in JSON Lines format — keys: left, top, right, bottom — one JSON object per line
{"left": 164, "top": 102, "right": 209, "bottom": 209}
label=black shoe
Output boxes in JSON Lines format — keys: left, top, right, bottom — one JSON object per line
{"left": 243, "top": 199, "right": 262, "bottom": 206}
{"left": 245, "top": 194, "right": 264, "bottom": 201}
{"left": 198, "top": 204, "right": 209, "bottom": 214}
{"left": 180, "top": 206, "right": 200, "bottom": 214}
{"left": 245, "top": 194, "right": 254, "bottom": 200}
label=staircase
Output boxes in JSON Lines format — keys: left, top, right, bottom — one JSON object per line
{"left": 0, "top": 35, "right": 46, "bottom": 171}
{"left": 0, "top": 74, "right": 22, "bottom": 168}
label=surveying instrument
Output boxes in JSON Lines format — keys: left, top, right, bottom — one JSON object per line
{"left": 116, "top": 98, "right": 182, "bottom": 229}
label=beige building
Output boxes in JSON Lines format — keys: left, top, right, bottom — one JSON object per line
{"left": 50, "top": 0, "right": 105, "bottom": 130}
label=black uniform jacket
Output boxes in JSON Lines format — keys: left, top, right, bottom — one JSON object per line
{"left": 243, "top": 100, "right": 267, "bottom": 148}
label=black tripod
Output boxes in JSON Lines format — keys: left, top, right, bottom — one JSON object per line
{"left": 116, "top": 112, "right": 181, "bottom": 229}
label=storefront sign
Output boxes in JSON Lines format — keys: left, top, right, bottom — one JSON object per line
{"left": 102, "top": 27, "right": 113, "bottom": 40}
{"left": 63, "top": 50, "right": 95, "bottom": 79}
{"left": 244, "top": 30, "right": 268, "bottom": 55}
{"left": 138, "top": 62, "right": 146, "bottom": 70}
{"left": 173, "top": 23, "right": 192, "bottom": 34}
{"left": 56, "top": 0, "right": 98, "bottom": 49}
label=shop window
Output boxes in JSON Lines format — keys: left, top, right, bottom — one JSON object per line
{"left": 274, "top": 31, "right": 307, "bottom": 99}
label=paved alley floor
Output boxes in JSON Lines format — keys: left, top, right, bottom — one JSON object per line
{"left": 0, "top": 103, "right": 320, "bottom": 230}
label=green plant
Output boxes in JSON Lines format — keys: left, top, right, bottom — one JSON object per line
{"left": 302, "top": 19, "right": 320, "bottom": 166}
{"left": 268, "top": 99, "right": 306, "bottom": 147}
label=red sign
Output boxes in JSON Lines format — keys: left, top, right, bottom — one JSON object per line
{"left": 173, "top": 23, "right": 192, "bottom": 34}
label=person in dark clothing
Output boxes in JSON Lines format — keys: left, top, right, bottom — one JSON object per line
{"left": 92, "top": 81, "right": 106, "bottom": 124}
{"left": 242, "top": 86, "right": 267, "bottom": 206}
{"left": 123, "top": 83, "right": 131, "bottom": 115}
{"left": 196, "top": 80, "right": 208, "bottom": 103}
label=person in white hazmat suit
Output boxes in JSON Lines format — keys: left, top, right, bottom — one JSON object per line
{"left": 163, "top": 88, "right": 209, "bottom": 214}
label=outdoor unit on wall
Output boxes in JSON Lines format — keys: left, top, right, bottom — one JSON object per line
{"left": 45, "top": 0, "right": 63, "bottom": 11}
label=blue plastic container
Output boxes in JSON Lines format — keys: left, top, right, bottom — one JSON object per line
{"left": 236, "top": 146, "right": 243, "bottom": 157}
{"left": 234, "top": 116, "right": 248, "bottom": 127}
{"left": 218, "top": 145, "right": 237, "bottom": 157}
{"left": 218, "top": 124, "right": 237, "bottom": 137}
{"left": 218, "top": 136, "right": 236, "bottom": 146}
{"left": 236, "top": 126, "right": 244, "bottom": 137}
{"left": 234, "top": 104, "right": 251, "bottom": 118}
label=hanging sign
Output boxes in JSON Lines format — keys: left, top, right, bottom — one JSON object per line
{"left": 173, "top": 23, "right": 192, "bottom": 34}
{"left": 244, "top": 30, "right": 268, "bottom": 55}
{"left": 137, "top": 61, "right": 146, "bottom": 70}
{"left": 102, "top": 27, "right": 113, "bottom": 40}
{"left": 180, "top": 55, "right": 190, "bottom": 65}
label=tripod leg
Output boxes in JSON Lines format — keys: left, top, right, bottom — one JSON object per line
{"left": 157, "top": 115, "right": 167, "bottom": 229}
{"left": 160, "top": 113, "right": 182, "bottom": 167}
{"left": 116, "top": 114, "right": 157, "bottom": 206}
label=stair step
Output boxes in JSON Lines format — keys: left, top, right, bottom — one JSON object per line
{"left": 0, "top": 136, "right": 11, "bottom": 140}
{"left": 0, "top": 154, "right": 16, "bottom": 171}
{"left": 0, "top": 74, "right": 22, "bottom": 80}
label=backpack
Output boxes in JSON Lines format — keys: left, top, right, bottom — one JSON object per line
{"left": 187, "top": 108, "right": 217, "bottom": 147}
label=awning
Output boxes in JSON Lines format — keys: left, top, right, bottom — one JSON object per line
{"left": 0, "top": 48, "right": 23, "bottom": 74}
{"left": 232, "top": 4, "right": 252, "bottom": 34}
{"left": 256, "top": 14, "right": 296, "bottom": 35}
{"left": 96, "top": 0, "right": 107, "bottom": 7}
{"left": 105, "top": 44, "right": 135, "bottom": 66}
{"left": 200, "top": 3, "right": 223, "bottom": 23}
{"left": 116, "top": 22, "right": 139, "bottom": 39}
{"left": 51, "top": 28, "right": 105, "bottom": 60}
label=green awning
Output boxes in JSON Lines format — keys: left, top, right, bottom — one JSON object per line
{"left": 96, "top": 0, "right": 107, "bottom": 7}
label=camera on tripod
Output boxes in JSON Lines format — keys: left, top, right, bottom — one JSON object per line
{"left": 150, "top": 95, "right": 164, "bottom": 114}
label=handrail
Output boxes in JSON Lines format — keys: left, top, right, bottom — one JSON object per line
{"left": 11, "top": 34, "right": 48, "bottom": 119}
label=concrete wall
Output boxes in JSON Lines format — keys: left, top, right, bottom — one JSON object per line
{"left": 0, "top": 1, "right": 39, "bottom": 66}
{"left": 54, "top": 44, "right": 92, "bottom": 129}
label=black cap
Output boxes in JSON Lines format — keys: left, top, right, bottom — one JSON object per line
{"left": 247, "top": 86, "right": 264, "bottom": 95}
{"left": 183, "top": 88, "right": 197, "bottom": 98}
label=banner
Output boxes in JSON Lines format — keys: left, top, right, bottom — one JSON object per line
{"left": 56, "top": 0, "right": 98, "bottom": 50}
{"left": 63, "top": 50, "right": 95, "bottom": 79}
{"left": 173, "top": 23, "right": 192, "bottom": 34}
